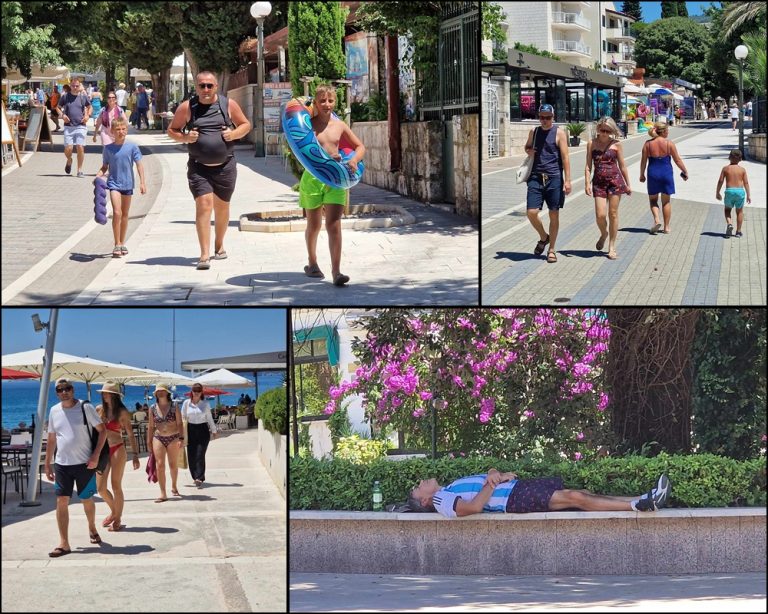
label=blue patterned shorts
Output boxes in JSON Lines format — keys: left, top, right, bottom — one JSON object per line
{"left": 506, "top": 477, "right": 564, "bottom": 513}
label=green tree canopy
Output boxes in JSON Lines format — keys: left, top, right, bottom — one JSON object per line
{"left": 634, "top": 17, "right": 711, "bottom": 82}
{"left": 621, "top": 1, "right": 642, "bottom": 22}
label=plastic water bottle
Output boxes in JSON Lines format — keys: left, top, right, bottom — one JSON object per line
{"left": 372, "top": 480, "right": 383, "bottom": 511}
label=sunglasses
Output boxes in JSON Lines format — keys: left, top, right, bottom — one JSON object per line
{"left": 539, "top": 115, "right": 553, "bottom": 120}
{"left": 56, "top": 386, "right": 73, "bottom": 393}
{"left": 192, "top": 388, "right": 203, "bottom": 393}
{"left": 197, "top": 83, "right": 215, "bottom": 90}
{"left": 598, "top": 129, "right": 612, "bottom": 133}
{"left": 107, "top": 96, "right": 117, "bottom": 99}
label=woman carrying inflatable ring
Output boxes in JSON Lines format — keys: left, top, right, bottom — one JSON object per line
{"left": 283, "top": 84, "right": 366, "bottom": 287}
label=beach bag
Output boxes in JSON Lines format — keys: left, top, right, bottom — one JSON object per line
{"left": 146, "top": 452, "right": 158, "bottom": 483}
{"left": 82, "top": 402, "right": 110, "bottom": 473}
{"left": 516, "top": 127, "right": 538, "bottom": 184}
{"left": 177, "top": 419, "right": 188, "bottom": 469}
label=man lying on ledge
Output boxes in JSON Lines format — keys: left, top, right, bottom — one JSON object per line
{"left": 408, "top": 470, "right": 670, "bottom": 517}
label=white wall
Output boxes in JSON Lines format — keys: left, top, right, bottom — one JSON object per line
{"left": 335, "top": 317, "right": 370, "bottom": 437}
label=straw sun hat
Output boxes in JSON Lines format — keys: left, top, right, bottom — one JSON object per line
{"left": 98, "top": 381, "right": 123, "bottom": 396}
{"left": 153, "top": 383, "right": 172, "bottom": 397}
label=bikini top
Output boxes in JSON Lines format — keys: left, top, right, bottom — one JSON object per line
{"left": 105, "top": 419, "right": 121, "bottom": 433}
{"left": 152, "top": 403, "right": 177, "bottom": 424}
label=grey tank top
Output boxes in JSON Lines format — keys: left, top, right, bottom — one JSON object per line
{"left": 532, "top": 127, "right": 562, "bottom": 175}
{"left": 187, "top": 97, "right": 235, "bottom": 165}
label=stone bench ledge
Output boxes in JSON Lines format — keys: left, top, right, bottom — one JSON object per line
{"left": 290, "top": 507, "right": 766, "bottom": 522}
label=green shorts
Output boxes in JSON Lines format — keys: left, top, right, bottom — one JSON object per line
{"left": 299, "top": 170, "right": 347, "bottom": 209}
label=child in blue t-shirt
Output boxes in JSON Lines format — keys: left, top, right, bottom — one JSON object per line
{"left": 94, "top": 117, "right": 146, "bottom": 257}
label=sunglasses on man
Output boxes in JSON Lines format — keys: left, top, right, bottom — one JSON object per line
{"left": 197, "top": 83, "right": 215, "bottom": 90}
{"left": 56, "top": 386, "right": 73, "bottom": 393}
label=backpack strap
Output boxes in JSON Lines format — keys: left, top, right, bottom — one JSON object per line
{"left": 185, "top": 94, "right": 233, "bottom": 133}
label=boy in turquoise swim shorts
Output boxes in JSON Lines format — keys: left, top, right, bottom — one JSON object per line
{"left": 300, "top": 84, "right": 365, "bottom": 286}
{"left": 716, "top": 149, "right": 751, "bottom": 238}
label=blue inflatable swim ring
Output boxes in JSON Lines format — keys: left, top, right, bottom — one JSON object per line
{"left": 93, "top": 177, "right": 108, "bottom": 225}
{"left": 281, "top": 97, "right": 364, "bottom": 189}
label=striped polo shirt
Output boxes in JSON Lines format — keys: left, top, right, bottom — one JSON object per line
{"left": 432, "top": 474, "right": 518, "bottom": 518}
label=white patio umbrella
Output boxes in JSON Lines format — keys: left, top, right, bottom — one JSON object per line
{"left": 1, "top": 349, "right": 156, "bottom": 398}
{"left": 113, "top": 369, "right": 199, "bottom": 405}
{"left": 193, "top": 368, "right": 253, "bottom": 388}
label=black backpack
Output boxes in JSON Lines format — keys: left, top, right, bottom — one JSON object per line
{"left": 184, "top": 94, "right": 234, "bottom": 133}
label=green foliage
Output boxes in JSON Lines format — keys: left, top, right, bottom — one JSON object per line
{"left": 513, "top": 42, "right": 561, "bottom": 62}
{"left": 334, "top": 435, "right": 390, "bottom": 464}
{"left": 256, "top": 386, "right": 287, "bottom": 435}
{"left": 634, "top": 17, "right": 711, "bottom": 85}
{"left": 703, "top": 4, "right": 743, "bottom": 99}
{"left": 691, "top": 309, "right": 767, "bottom": 460}
{"left": 621, "top": 2, "right": 642, "bottom": 22}
{"left": 290, "top": 453, "right": 766, "bottom": 510}
{"left": 1, "top": 2, "right": 64, "bottom": 78}
{"left": 566, "top": 122, "right": 586, "bottom": 137}
{"left": 288, "top": 2, "right": 347, "bottom": 97}
{"left": 481, "top": 2, "right": 507, "bottom": 62}
{"left": 727, "top": 28, "right": 767, "bottom": 98}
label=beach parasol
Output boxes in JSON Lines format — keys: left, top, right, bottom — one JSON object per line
{"left": 185, "top": 387, "right": 232, "bottom": 407}
{"left": 2, "top": 367, "right": 40, "bottom": 380}
{"left": 193, "top": 368, "right": 253, "bottom": 389}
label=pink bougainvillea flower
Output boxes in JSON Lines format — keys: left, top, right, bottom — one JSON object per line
{"left": 574, "top": 452, "right": 583, "bottom": 461}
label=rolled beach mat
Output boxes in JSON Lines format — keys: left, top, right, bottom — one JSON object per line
{"left": 93, "top": 176, "right": 108, "bottom": 225}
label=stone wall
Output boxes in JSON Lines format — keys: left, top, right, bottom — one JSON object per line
{"left": 226, "top": 84, "right": 257, "bottom": 145}
{"left": 748, "top": 133, "right": 766, "bottom": 163}
{"left": 452, "top": 114, "right": 479, "bottom": 217}
{"left": 257, "top": 421, "right": 286, "bottom": 497}
{"left": 353, "top": 120, "right": 444, "bottom": 204}
{"left": 290, "top": 508, "right": 767, "bottom": 575}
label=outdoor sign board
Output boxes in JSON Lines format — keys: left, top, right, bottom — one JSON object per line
{"left": 1, "top": 101, "right": 23, "bottom": 167}
{"left": 21, "top": 106, "right": 52, "bottom": 152}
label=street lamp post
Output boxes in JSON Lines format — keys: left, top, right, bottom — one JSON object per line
{"left": 734, "top": 44, "right": 748, "bottom": 157}
{"left": 251, "top": 2, "right": 272, "bottom": 158}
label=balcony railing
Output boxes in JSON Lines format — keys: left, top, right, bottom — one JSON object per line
{"left": 553, "top": 39, "right": 591, "bottom": 55}
{"left": 605, "top": 26, "right": 633, "bottom": 39}
{"left": 551, "top": 12, "right": 591, "bottom": 29}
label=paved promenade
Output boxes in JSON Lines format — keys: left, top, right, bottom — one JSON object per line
{"left": 1, "top": 430, "right": 286, "bottom": 612}
{"left": 2, "top": 130, "right": 478, "bottom": 306}
{"left": 482, "top": 120, "right": 766, "bottom": 305}
{"left": 291, "top": 571, "right": 767, "bottom": 612}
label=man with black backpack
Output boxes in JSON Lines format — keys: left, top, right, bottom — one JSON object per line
{"left": 166, "top": 71, "right": 251, "bottom": 270}
{"left": 43, "top": 378, "right": 108, "bottom": 557}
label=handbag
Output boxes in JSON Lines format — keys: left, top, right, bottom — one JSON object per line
{"left": 81, "top": 402, "right": 110, "bottom": 474}
{"left": 178, "top": 443, "right": 188, "bottom": 470}
{"left": 516, "top": 127, "right": 538, "bottom": 184}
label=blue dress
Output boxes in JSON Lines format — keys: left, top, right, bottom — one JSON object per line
{"left": 646, "top": 139, "right": 675, "bottom": 195}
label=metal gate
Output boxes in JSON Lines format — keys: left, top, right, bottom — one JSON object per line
{"left": 486, "top": 82, "right": 500, "bottom": 158}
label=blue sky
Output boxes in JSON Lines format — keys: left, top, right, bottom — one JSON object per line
{"left": 638, "top": 2, "right": 715, "bottom": 21}
{"left": 1, "top": 308, "right": 286, "bottom": 374}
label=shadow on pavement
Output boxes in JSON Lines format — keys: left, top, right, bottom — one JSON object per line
{"left": 126, "top": 256, "right": 199, "bottom": 267}
{"left": 701, "top": 231, "right": 729, "bottom": 238}
{"left": 70, "top": 252, "right": 113, "bottom": 262}
{"left": 559, "top": 249, "right": 605, "bottom": 259}
{"left": 493, "top": 251, "right": 542, "bottom": 262}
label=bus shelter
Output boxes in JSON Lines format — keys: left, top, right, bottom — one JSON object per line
{"left": 484, "top": 49, "right": 625, "bottom": 124}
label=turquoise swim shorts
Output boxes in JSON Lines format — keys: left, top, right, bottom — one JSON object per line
{"left": 723, "top": 187, "right": 746, "bottom": 209}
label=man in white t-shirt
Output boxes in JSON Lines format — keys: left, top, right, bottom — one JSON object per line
{"left": 43, "top": 378, "right": 107, "bottom": 557}
{"left": 115, "top": 82, "right": 129, "bottom": 114}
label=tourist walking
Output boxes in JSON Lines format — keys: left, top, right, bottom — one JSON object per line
{"left": 585, "top": 117, "right": 632, "bottom": 260}
{"left": 56, "top": 78, "right": 91, "bottom": 177}
{"left": 93, "top": 90, "right": 127, "bottom": 146}
{"left": 716, "top": 149, "right": 752, "bottom": 237}
{"left": 181, "top": 384, "right": 218, "bottom": 489}
{"left": 90, "top": 86, "right": 103, "bottom": 126}
{"left": 135, "top": 83, "right": 150, "bottom": 130}
{"left": 522, "top": 103, "right": 572, "bottom": 264}
{"left": 49, "top": 87, "right": 61, "bottom": 131}
{"left": 147, "top": 383, "right": 184, "bottom": 502}
{"left": 94, "top": 117, "right": 146, "bottom": 258}
{"left": 94, "top": 381, "right": 140, "bottom": 532}
{"left": 166, "top": 71, "right": 252, "bottom": 270}
{"left": 115, "top": 82, "right": 129, "bottom": 114}
{"left": 730, "top": 102, "right": 739, "bottom": 130}
{"left": 43, "top": 378, "right": 108, "bottom": 557}
{"left": 639, "top": 121, "right": 688, "bottom": 234}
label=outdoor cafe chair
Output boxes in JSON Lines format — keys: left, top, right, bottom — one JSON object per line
{"left": 10, "top": 433, "right": 32, "bottom": 446}
{"left": 2, "top": 458, "right": 25, "bottom": 504}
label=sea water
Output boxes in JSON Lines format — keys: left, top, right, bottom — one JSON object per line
{"left": 1, "top": 371, "right": 285, "bottom": 430}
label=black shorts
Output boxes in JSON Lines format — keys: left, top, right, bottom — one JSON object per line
{"left": 187, "top": 156, "right": 237, "bottom": 202}
{"left": 54, "top": 463, "right": 97, "bottom": 499}
{"left": 506, "top": 477, "right": 564, "bottom": 513}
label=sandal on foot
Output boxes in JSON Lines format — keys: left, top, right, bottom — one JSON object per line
{"left": 171, "top": 489, "right": 181, "bottom": 497}
{"left": 49, "top": 547, "right": 71, "bottom": 558}
{"left": 596, "top": 234, "right": 608, "bottom": 251}
{"left": 102, "top": 514, "right": 114, "bottom": 528}
{"left": 333, "top": 273, "right": 350, "bottom": 287}
{"left": 108, "top": 519, "right": 123, "bottom": 532}
{"left": 650, "top": 223, "right": 661, "bottom": 234}
{"left": 112, "top": 247, "right": 122, "bottom": 258}
{"left": 534, "top": 235, "right": 550, "bottom": 255}
{"left": 607, "top": 251, "right": 618, "bottom": 260}
{"left": 155, "top": 497, "right": 168, "bottom": 503}
{"left": 120, "top": 245, "right": 128, "bottom": 255}
{"left": 213, "top": 250, "right": 227, "bottom": 260}
{"left": 546, "top": 251, "right": 557, "bottom": 263}
{"left": 89, "top": 531, "right": 102, "bottom": 544}
{"left": 196, "top": 259, "right": 211, "bottom": 270}
{"left": 303, "top": 264, "right": 325, "bottom": 278}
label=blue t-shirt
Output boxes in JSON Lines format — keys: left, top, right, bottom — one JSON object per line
{"left": 432, "top": 474, "right": 518, "bottom": 518}
{"left": 102, "top": 142, "right": 142, "bottom": 191}
{"left": 136, "top": 91, "right": 149, "bottom": 110}
{"left": 58, "top": 92, "right": 91, "bottom": 127}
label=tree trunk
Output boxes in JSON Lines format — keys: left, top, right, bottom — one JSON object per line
{"left": 385, "top": 34, "right": 401, "bottom": 171}
{"left": 605, "top": 309, "right": 700, "bottom": 454}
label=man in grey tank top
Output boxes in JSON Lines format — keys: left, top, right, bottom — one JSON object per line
{"left": 523, "top": 104, "right": 572, "bottom": 263}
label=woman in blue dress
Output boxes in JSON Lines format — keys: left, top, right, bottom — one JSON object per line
{"left": 639, "top": 121, "right": 689, "bottom": 234}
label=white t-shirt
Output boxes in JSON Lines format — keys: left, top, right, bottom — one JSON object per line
{"left": 181, "top": 398, "right": 217, "bottom": 432}
{"left": 47, "top": 400, "right": 102, "bottom": 466}
{"left": 730, "top": 107, "right": 740, "bottom": 119}
{"left": 115, "top": 88, "right": 129, "bottom": 107}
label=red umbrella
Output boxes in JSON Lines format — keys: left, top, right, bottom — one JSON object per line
{"left": 184, "top": 387, "right": 231, "bottom": 397}
{"left": 2, "top": 368, "right": 40, "bottom": 380}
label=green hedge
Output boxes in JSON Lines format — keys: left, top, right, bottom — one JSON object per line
{"left": 289, "top": 453, "right": 766, "bottom": 511}
{"left": 255, "top": 386, "right": 287, "bottom": 435}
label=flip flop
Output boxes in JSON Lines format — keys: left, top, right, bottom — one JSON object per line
{"left": 89, "top": 531, "right": 102, "bottom": 544}
{"left": 154, "top": 497, "right": 168, "bottom": 503}
{"left": 108, "top": 519, "right": 123, "bottom": 532}
{"left": 607, "top": 251, "right": 618, "bottom": 260}
{"left": 534, "top": 234, "right": 550, "bottom": 255}
{"left": 196, "top": 259, "right": 211, "bottom": 270}
{"left": 112, "top": 247, "right": 122, "bottom": 258}
{"left": 546, "top": 251, "right": 557, "bottom": 263}
{"left": 102, "top": 514, "right": 114, "bottom": 528}
{"left": 596, "top": 234, "right": 608, "bottom": 251}
{"left": 333, "top": 273, "right": 350, "bottom": 287}
{"left": 303, "top": 264, "right": 325, "bottom": 279}
{"left": 650, "top": 223, "right": 661, "bottom": 234}
{"left": 171, "top": 489, "right": 181, "bottom": 497}
{"left": 49, "top": 547, "right": 71, "bottom": 558}
{"left": 213, "top": 250, "right": 227, "bottom": 260}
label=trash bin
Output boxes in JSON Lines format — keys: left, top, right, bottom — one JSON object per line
{"left": 617, "top": 120, "right": 628, "bottom": 138}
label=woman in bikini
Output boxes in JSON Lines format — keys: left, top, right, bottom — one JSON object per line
{"left": 95, "top": 381, "right": 140, "bottom": 531}
{"left": 585, "top": 117, "right": 632, "bottom": 260}
{"left": 147, "top": 383, "right": 184, "bottom": 502}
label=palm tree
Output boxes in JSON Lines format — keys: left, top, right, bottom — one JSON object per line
{"left": 722, "top": 1, "right": 766, "bottom": 39}
{"left": 727, "top": 28, "right": 767, "bottom": 97}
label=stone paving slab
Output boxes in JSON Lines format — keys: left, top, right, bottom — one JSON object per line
{"left": 1, "top": 430, "right": 286, "bottom": 612}
{"left": 482, "top": 121, "right": 767, "bottom": 305}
